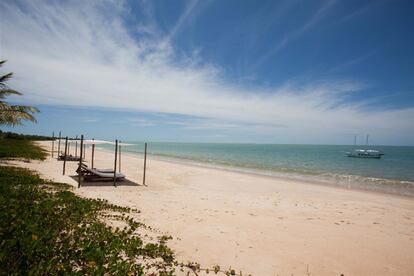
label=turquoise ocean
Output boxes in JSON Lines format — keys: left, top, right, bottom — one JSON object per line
{"left": 100, "top": 143, "right": 414, "bottom": 197}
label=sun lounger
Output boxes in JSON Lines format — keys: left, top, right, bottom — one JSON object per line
{"left": 79, "top": 163, "right": 113, "bottom": 173}
{"left": 58, "top": 154, "right": 81, "bottom": 161}
{"left": 76, "top": 163, "right": 125, "bottom": 182}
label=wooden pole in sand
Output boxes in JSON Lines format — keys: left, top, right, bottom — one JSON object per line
{"left": 62, "top": 136, "right": 68, "bottom": 175}
{"left": 75, "top": 135, "right": 78, "bottom": 157}
{"left": 67, "top": 142, "right": 70, "bottom": 156}
{"left": 91, "top": 138, "right": 95, "bottom": 168}
{"left": 57, "top": 131, "right": 61, "bottom": 158}
{"left": 143, "top": 142, "right": 147, "bottom": 186}
{"left": 51, "top": 131, "right": 55, "bottom": 158}
{"left": 113, "top": 139, "right": 118, "bottom": 187}
{"left": 78, "top": 135, "right": 84, "bottom": 188}
{"left": 119, "top": 140, "right": 122, "bottom": 173}
{"left": 83, "top": 144, "right": 86, "bottom": 159}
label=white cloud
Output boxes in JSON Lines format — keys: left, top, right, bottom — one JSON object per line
{"left": 0, "top": 0, "right": 413, "bottom": 144}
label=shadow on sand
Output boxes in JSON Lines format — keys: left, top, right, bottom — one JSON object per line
{"left": 69, "top": 176, "right": 143, "bottom": 187}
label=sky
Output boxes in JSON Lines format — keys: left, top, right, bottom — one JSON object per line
{"left": 0, "top": 0, "right": 413, "bottom": 145}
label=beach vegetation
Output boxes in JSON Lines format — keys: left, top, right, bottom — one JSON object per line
{"left": 0, "top": 130, "right": 53, "bottom": 140}
{"left": 0, "top": 166, "right": 176, "bottom": 275}
{"left": 0, "top": 136, "right": 47, "bottom": 160}
{"left": 0, "top": 60, "right": 39, "bottom": 126}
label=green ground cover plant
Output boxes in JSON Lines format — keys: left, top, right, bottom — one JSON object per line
{"left": 0, "top": 166, "right": 176, "bottom": 275}
{"left": 0, "top": 137, "right": 47, "bottom": 160}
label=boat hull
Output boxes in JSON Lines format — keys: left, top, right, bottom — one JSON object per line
{"left": 346, "top": 149, "right": 384, "bottom": 159}
{"left": 346, "top": 153, "right": 383, "bottom": 159}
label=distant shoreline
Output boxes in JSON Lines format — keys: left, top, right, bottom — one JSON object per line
{"left": 95, "top": 146, "right": 414, "bottom": 198}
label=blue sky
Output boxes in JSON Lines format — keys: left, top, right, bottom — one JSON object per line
{"left": 1, "top": 0, "right": 413, "bottom": 145}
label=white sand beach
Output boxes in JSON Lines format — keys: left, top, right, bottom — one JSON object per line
{"left": 11, "top": 141, "right": 414, "bottom": 275}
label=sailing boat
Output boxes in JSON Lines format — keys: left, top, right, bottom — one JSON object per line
{"left": 346, "top": 135, "right": 384, "bottom": 159}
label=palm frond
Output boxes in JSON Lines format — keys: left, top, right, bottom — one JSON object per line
{"left": 0, "top": 72, "right": 13, "bottom": 88}
{"left": 13, "top": 105, "right": 40, "bottom": 114}
{"left": 0, "top": 59, "right": 39, "bottom": 126}
{"left": 0, "top": 89, "right": 23, "bottom": 99}
{"left": 0, "top": 104, "right": 40, "bottom": 126}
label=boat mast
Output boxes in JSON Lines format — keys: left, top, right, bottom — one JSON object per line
{"left": 366, "top": 134, "right": 369, "bottom": 148}
{"left": 354, "top": 135, "right": 357, "bottom": 146}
